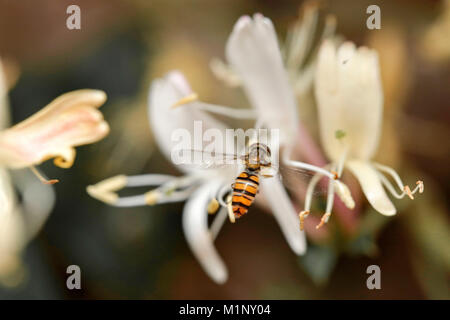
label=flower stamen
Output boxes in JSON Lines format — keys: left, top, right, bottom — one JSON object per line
{"left": 299, "top": 210, "right": 309, "bottom": 231}
{"left": 86, "top": 174, "right": 127, "bottom": 205}
{"left": 283, "top": 157, "right": 336, "bottom": 181}
{"left": 210, "top": 58, "right": 241, "bottom": 87}
{"left": 30, "top": 166, "right": 59, "bottom": 185}
{"left": 226, "top": 195, "right": 235, "bottom": 223}
{"left": 316, "top": 212, "right": 331, "bottom": 229}
{"left": 404, "top": 185, "right": 414, "bottom": 200}
{"left": 171, "top": 93, "right": 256, "bottom": 119}
{"left": 298, "top": 170, "right": 322, "bottom": 230}
{"left": 417, "top": 180, "right": 424, "bottom": 193}
{"left": 207, "top": 198, "right": 220, "bottom": 214}
{"left": 316, "top": 175, "right": 336, "bottom": 229}
{"left": 87, "top": 174, "right": 198, "bottom": 207}
{"left": 171, "top": 93, "right": 199, "bottom": 108}
{"left": 335, "top": 145, "right": 349, "bottom": 178}
{"left": 331, "top": 170, "right": 339, "bottom": 179}
{"left": 144, "top": 190, "right": 161, "bottom": 205}
{"left": 374, "top": 163, "right": 424, "bottom": 200}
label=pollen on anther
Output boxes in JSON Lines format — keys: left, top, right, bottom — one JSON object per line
{"left": 299, "top": 210, "right": 309, "bottom": 231}
{"left": 171, "top": 93, "right": 199, "bottom": 109}
{"left": 145, "top": 190, "right": 160, "bottom": 205}
{"left": 417, "top": 180, "right": 424, "bottom": 193}
{"left": 404, "top": 185, "right": 414, "bottom": 200}
{"left": 331, "top": 170, "right": 339, "bottom": 179}
{"left": 316, "top": 213, "right": 331, "bottom": 229}
{"left": 207, "top": 198, "right": 220, "bottom": 214}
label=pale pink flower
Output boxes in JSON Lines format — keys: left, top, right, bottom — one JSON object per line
{"left": 0, "top": 59, "right": 109, "bottom": 284}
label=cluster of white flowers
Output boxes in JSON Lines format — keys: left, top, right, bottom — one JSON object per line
{"left": 88, "top": 12, "right": 423, "bottom": 284}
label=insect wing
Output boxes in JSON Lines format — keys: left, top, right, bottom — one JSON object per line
{"left": 175, "top": 149, "right": 245, "bottom": 170}
{"left": 272, "top": 164, "right": 328, "bottom": 196}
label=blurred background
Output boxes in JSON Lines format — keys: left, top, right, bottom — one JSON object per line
{"left": 0, "top": 0, "right": 448, "bottom": 299}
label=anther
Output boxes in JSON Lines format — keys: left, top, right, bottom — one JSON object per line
{"left": 171, "top": 93, "right": 198, "bottom": 109}
{"left": 316, "top": 213, "right": 331, "bottom": 229}
{"left": 86, "top": 185, "right": 118, "bottom": 205}
{"left": 417, "top": 180, "right": 424, "bottom": 193}
{"left": 299, "top": 210, "right": 309, "bottom": 231}
{"left": 331, "top": 170, "right": 339, "bottom": 179}
{"left": 226, "top": 195, "right": 235, "bottom": 223}
{"left": 404, "top": 185, "right": 414, "bottom": 200}
{"left": 144, "top": 190, "right": 160, "bottom": 205}
{"left": 207, "top": 198, "right": 220, "bottom": 215}
{"left": 30, "top": 166, "right": 59, "bottom": 185}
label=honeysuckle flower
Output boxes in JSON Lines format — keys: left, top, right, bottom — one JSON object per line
{"left": 88, "top": 71, "right": 237, "bottom": 283}
{"left": 198, "top": 14, "right": 354, "bottom": 228}
{"left": 0, "top": 59, "right": 55, "bottom": 285}
{"left": 183, "top": 12, "right": 356, "bottom": 247}
{"left": 88, "top": 71, "right": 310, "bottom": 283}
{"left": 172, "top": 14, "right": 354, "bottom": 239}
{"left": 210, "top": 10, "right": 359, "bottom": 233}
{"left": 283, "top": 2, "right": 337, "bottom": 97}
{"left": 211, "top": 2, "right": 337, "bottom": 98}
{"left": 0, "top": 167, "right": 55, "bottom": 286}
{"left": 298, "top": 40, "right": 424, "bottom": 227}
{"left": 87, "top": 13, "right": 353, "bottom": 283}
{"left": 0, "top": 58, "right": 109, "bottom": 284}
{"left": 0, "top": 89, "right": 110, "bottom": 173}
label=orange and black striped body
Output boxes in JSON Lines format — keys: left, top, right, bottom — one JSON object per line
{"left": 232, "top": 170, "right": 259, "bottom": 218}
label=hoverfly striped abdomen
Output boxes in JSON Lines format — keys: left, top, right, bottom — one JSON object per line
{"left": 231, "top": 170, "right": 259, "bottom": 218}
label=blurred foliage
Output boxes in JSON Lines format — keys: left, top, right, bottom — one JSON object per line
{"left": 298, "top": 245, "right": 338, "bottom": 286}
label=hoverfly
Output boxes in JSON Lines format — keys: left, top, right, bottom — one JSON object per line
{"left": 178, "top": 142, "right": 326, "bottom": 221}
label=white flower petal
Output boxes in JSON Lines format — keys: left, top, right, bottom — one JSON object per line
{"left": 346, "top": 160, "right": 396, "bottom": 216}
{"left": 225, "top": 14, "right": 299, "bottom": 143}
{"left": 0, "top": 168, "right": 26, "bottom": 279}
{"left": 315, "top": 40, "right": 383, "bottom": 161}
{"left": 148, "top": 71, "right": 230, "bottom": 173}
{"left": 260, "top": 177, "right": 306, "bottom": 255}
{"left": 11, "top": 169, "right": 56, "bottom": 241}
{"left": 182, "top": 180, "right": 228, "bottom": 284}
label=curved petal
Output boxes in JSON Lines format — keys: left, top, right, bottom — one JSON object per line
{"left": 148, "top": 71, "right": 230, "bottom": 173}
{"left": 182, "top": 180, "right": 228, "bottom": 284}
{"left": 225, "top": 14, "right": 299, "bottom": 144}
{"left": 260, "top": 177, "right": 307, "bottom": 255}
{"left": 11, "top": 169, "right": 56, "bottom": 241}
{"left": 0, "top": 90, "right": 109, "bottom": 169}
{"left": 346, "top": 160, "right": 396, "bottom": 216}
{"left": 315, "top": 40, "right": 383, "bottom": 161}
{"left": 0, "top": 168, "right": 26, "bottom": 281}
